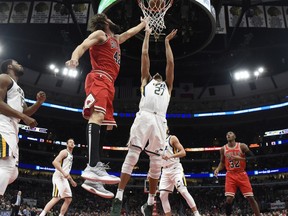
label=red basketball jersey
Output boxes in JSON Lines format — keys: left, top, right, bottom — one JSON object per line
{"left": 224, "top": 142, "right": 246, "bottom": 172}
{"left": 89, "top": 35, "right": 121, "bottom": 82}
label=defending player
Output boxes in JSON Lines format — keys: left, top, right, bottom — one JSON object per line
{"left": 66, "top": 13, "right": 149, "bottom": 197}
{"left": 110, "top": 27, "right": 177, "bottom": 216}
{"left": 39, "top": 138, "right": 77, "bottom": 216}
{"left": 159, "top": 129, "right": 201, "bottom": 216}
{"left": 0, "top": 59, "right": 46, "bottom": 198}
{"left": 214, "top": 131, "right": 261, "bottom": 216}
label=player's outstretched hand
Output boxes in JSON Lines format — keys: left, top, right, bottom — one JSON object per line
{"left": 36, "top": 91, "right": 46, "bottom": 104}
{"left": 141, "top": 16, "right": 150, "bottom": 26}
{"left": 165, "top": 29, "right": 177, "bottom": 41}
{"left": 65, "top": 59, "right": 79, "bottom": 69}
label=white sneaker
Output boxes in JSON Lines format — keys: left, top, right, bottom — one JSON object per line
{"left": 81, "top": 180, "right": 114, "bottom": 199}
{"left": 81, "top": 162, "right": 120, "bottom": 184}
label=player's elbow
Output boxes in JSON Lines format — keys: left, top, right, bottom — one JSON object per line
{"left": 52, "top": 160, "right": 57, "bottom": 167}
{"left": 182, "top": 151, "right": 186, "bottom": 157}
{"left": 142, "top": 49, "right": 149, "bottom": 55}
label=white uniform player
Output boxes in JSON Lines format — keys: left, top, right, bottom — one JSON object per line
{"left": 0, "top": 79, "right": 24, "bottom": 195}
{"left": 111, "top": 28, "right": 178, "bottom": 216}
{"left": 52, "top": 149, "right": 73, "bottom": 198}
{"left": 159, "top": 134, "right": 201, "bottom": 216}
{"left": 159, "top": 135, "right": 184, "bottom": 192}
{"left": 0, "top": 59, "right": 46, "bottom": 197}
{"left": 39, "top": 139, "right": 77, "bottom": 216}
{"left": 129, "top": 78, "right": 170, "bottom": 153}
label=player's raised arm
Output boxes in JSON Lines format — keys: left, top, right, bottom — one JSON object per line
{"left": 141, "top": 28, "right": 152, "bottom": 84}
{"left": 164, "top": 29, "right": 177, "bottom": 93}
{"left": 118, "top": 17, "right": 148, "bottom": 44}
{"left": 66, "top": 30, "right": 106, "bottom": 69}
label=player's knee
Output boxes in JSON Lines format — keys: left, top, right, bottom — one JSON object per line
{"left": 64, "top": 197, "right": 72, "bottom": 204}
{"left": 177, "top": 185, "right": 187, "bottom": 194}
{"left": 148, "top": 166, "right": 161, "bottom": 179}
{"left": 148, "top": 156, "right": 162, "bottom": 179}
{"left": 121, "top": 147, "right": 141, "bottom": 175}
{"left": 159, "top": 191, "right": 169, "bottom": 202}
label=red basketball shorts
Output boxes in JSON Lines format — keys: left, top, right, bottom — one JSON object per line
{"left": 83, "top": 72, "right": 116, "bottom": 127}
{"left": 225, "top": 171, "right": 253, "bottom": 197}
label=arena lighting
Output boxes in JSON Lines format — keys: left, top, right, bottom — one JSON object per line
{"left": 98, "top": 0, "right": 117, "bottom": 13}
{"left": 258, "top": 67, "right": 265, "bottom": 73}
{"left": 264, "top": 128, "right": 288, "bottom": 137}
{"left": 24, "top": 99, "right": 288, "bottom": 118}
{"left": 49, "top": 64, "right": 56, "bottom": 70}
{"left": 234, "top": 70, "right": 250, "bottom": 81}
{"left": 18, "top": 163, "right": 288, "bottom": 178}
{"left": 62, "top": 67, "right": 68, "bottom": 76}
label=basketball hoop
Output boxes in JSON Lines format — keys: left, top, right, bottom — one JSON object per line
{"left": 138, "top": 0, "right": 173, "bottom": 41}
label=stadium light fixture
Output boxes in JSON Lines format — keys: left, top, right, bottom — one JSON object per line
{"left": 234, "top": 70, "right": 250, "bottom": 81}
{"left": 49, "top": 64, "right": 56, "bottom": 70}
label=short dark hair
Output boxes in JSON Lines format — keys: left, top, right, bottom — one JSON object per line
{"left": 0, "top": 59, "right": 13, "bottom": 74}
{"left": 88, "top": 13, "right": 108, "bottom": 32}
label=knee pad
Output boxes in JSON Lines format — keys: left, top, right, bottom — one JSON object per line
{"left": 159, "top": 191, "right": 171, "bottom": 213}
{"left": 148, "top": 155, "right": 162, "bottom": 179}
{"left": 179, "top": 187, "right": 196, "bottom": 209}
{"left": 121, "top": 147, "right": 141, "bottom": 175}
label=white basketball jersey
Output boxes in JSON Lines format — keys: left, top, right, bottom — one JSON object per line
{"left": 162, "top": 135, "right": 180, "bottom": 168}
{"left": 139, "top": 79, "right": 170, "bottom": 116}
{"left": 54, "top": 150, "right": 73, "bottom": 177}
{"left": 0, "top": 78, "right": 24, "bottom": 133}
{"left": 0, "top": 78, "right": 24, "bottom": 159}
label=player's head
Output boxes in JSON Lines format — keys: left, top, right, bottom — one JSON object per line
{"left": 88, "top": 13, "right": 120, "bottom": 34}
{"left": 66, "top": 138, "right": 75, "bottom": 149}
{"left": 0, "top": 59, "right": 24, "bottom": 77}
{"left": 152, "top": 73, "right": 163, "bottom": 82}
{"left": 226, "top": 131, "right": 236, "bottom": 142}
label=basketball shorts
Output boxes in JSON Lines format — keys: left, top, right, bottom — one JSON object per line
{"left": 159, "top": 163, "right": 186, "bottom": 192}
{"left": 128, "top": 110, "right": 167, "bottom": 154}
{"left": 0, "top": 156, "right": 18, "bottom": 195}
{"left": 52, "top": 174, "right": 72, "bottom": 198}
{"left": 0, "top": 131, "right": 19, "bottom": 159}
{"left": 83, "top": 72, "right": 116, "bottom": 127}
{"left": 225, "top": 171, "right": 253, "bottom": 197}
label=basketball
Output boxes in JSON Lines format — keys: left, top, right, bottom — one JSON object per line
{"left": 148, "top": 0, "right": 165, "bottom": 10}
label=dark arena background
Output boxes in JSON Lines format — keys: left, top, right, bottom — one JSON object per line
{"left": 1, "top": 0, "right": 288, "bottom": 215}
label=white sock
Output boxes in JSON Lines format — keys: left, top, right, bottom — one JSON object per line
{"left": 193, "top": 210, "right": 201, "bottom": 216}
{"left": 115, "top": 189, "right": 124, "bottom": 201}
{"left": 59, "top": 214, "right": 64, "bottom": 216}
{"left": 39, "top": 210, "right": 46, "bottom": 216}
{"left": 147, "top": 194, "right": 155, "bottom": 205}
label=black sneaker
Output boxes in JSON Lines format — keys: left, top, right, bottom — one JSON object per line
{"left": 141, "top": 203, "right": 153, "bottom": 216}
{"left": 110, "top": 198, "right": 122, "bottom": 216}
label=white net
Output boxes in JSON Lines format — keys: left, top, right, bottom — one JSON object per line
{"left": 138, "top": 0, "right": 173, "bottom": 41}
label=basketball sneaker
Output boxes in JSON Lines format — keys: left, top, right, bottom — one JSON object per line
{"left": 141, "top": 203, "right": 153, "bottom": 216}
{"left": 81, "top": 180, "right": 114, "bottom": 199}
{"left": 81, "top": 162, "right": 120, "bottom": 184}
{"left": 110, "top": 198, "right": 122, "bottom": 216}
